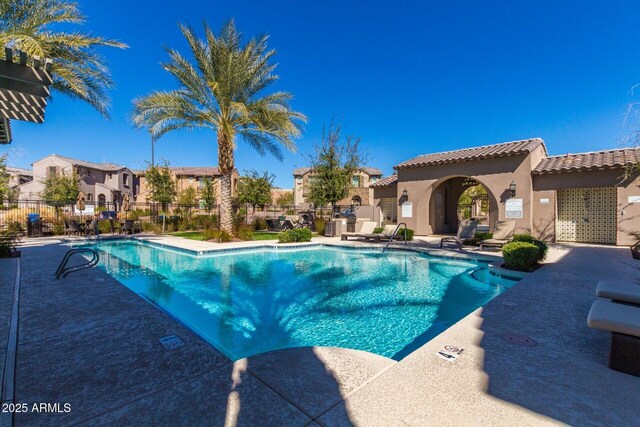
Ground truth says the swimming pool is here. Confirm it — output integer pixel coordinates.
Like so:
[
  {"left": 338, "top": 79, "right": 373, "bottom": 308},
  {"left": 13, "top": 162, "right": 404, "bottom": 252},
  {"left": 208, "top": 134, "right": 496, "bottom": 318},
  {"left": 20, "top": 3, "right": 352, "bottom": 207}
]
[{"left": 85, "top": 240, "right": 518, "bottom": 360}]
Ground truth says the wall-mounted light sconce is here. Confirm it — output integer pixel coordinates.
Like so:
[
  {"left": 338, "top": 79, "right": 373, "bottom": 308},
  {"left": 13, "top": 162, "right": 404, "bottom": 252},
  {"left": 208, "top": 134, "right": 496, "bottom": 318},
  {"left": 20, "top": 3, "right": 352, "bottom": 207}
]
[
  {"left": 509, "top": 181, "right": 517, "bottom": 198},
  {"left": 402, "top": 188, "right": 408, "bottom": 198}
]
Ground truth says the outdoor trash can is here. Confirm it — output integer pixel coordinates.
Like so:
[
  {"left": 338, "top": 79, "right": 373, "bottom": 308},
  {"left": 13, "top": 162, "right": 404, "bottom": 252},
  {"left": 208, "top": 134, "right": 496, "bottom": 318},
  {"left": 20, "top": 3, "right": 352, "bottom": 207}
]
[{"left": 26, "top": 214, "right": 43, "bottom": 237}]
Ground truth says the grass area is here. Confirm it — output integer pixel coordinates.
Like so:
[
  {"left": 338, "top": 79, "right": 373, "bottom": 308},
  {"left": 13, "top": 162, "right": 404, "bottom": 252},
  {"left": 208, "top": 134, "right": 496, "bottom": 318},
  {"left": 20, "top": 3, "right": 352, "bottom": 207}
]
[{"left": 170, "top": 230, "right": 280, "bottom": 241}]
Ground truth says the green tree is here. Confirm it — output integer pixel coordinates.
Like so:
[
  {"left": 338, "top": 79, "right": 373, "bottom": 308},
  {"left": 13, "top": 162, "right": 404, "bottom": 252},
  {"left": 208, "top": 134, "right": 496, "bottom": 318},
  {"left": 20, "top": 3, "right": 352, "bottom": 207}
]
[
  {"left": 306, "top": 123, "right": 365, "bottom": 210},
  {"left": 132, "top": 20, "right": 305, "bottom": 233},
  {"left": 0, "top": 0, "right": 127, "bottom": 117},
  {"left": 178, "top": 186, "right": 197, "bottom": 219},
  {"left": 42, "top": 169, "right": 79, "bottom": 206},
  {"left": 276, "top": 191, "right": 294, "bottom": 209},
  {"left": 199, "top": 178, "right": 217, "bottom": 213},
  {"left": 145, "top": 164, "right": 177, "bottom": 232},
  {"left": 0, "top": 155, "right": 10, "bottom": 205},
  {"left": 237, "top": 170, "right": 274, "bottom": 213}
]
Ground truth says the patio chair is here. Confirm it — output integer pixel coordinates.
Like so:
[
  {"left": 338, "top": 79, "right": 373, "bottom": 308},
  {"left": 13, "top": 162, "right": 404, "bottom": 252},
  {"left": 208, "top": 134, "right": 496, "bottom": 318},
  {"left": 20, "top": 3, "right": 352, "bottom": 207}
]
[
  {"left": 85, "top": 220, "right": 99, "bottom": 236},
  {"left": 596, "top": 281, "right": 640, "bottom": 306},
  {"left": 121, "top": 220, "right": 135, "bottom": 235},
  {"left": 341, "top": 221, "right": 378, "bottom": 241},
  {"left": 440, "top": 219, "right": 478, "bottom": 249},
  {"left": 66, "top": 220, "right": 82, "bottom": 236},
  {"left": 479, "top": 220, "right": 515, "bottom": 250},
  {"left": 587, "top": 299, "right": 640, "bottom": 377}
]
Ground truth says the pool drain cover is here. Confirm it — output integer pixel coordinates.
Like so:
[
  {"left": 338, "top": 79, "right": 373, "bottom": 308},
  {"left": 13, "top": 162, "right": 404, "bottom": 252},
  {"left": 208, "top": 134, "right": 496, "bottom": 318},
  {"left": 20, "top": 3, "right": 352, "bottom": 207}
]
[
  {"left": 160, "top": 335, "right": 185, "bottom": 350},
  {"left": 502, "top": 334, "right": 537, "bottom": 347}
]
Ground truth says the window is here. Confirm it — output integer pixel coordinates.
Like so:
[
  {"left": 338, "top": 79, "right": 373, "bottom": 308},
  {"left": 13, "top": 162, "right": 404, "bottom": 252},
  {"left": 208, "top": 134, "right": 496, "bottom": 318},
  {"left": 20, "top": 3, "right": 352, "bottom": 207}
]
[
  {"left": 123, "top": 174, "right": 129, "bottom": 186},
  {"left": 352, "top": 175, "right": 361, "bottom": 187},
  {"left": 199, "top": 177, "right": 209, "bottom": 188},
  {"left": 352, "top": 195, "right": 362, "bottom": 206},
  {"left": 370, "top": 177, "right": 378, "bottom": 184},
  {"left": 107, "top": 173, "right": 112, "bottom": 180},
  {"left": 189, "top": 176, "right": 194, "bottom": 183},
  {"left": 47, "top": 166, "right": 58, "bottom": 177},
  {"left": 87, "top": 193, "right": 93, "bottom": 201},
  {"left": 98, "top": 194, "right": 106, "bottom": 207}
]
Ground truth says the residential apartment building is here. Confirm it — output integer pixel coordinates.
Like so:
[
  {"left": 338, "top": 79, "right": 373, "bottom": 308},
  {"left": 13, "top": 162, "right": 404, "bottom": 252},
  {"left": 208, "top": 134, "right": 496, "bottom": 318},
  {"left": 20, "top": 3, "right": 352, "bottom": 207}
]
[
  {"left": 6, "top": 166, "right": 33, "bottom": 189},
  {"left": 17, "top": 154, "right": 136, "bottom": 206},
  {"left": 135, "top": 167, "right": 240, "bottom": 207},
  {"left": 293, "top": 167, "right": 383, "bottom": 208}
]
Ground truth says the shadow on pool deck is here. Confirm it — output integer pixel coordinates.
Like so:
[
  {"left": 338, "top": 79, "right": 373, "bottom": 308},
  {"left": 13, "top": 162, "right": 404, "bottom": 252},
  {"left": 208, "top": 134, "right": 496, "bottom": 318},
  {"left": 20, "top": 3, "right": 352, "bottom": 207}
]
[
  {"left": 479, "top": 244, "right": 640, "bottom": 426},
  {"left": 7, "top": 242, "right": 369, "bottom": 425}
]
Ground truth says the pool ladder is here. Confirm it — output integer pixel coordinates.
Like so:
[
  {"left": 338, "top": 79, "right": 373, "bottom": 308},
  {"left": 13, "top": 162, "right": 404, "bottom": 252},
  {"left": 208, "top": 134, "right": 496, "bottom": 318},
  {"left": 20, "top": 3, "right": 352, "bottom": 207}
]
[
  {"left": 382, "top": 223, "right": 409, "bottom": 253},
  {"left": 55, "top": 249, "right": 100, "bottom": 279}
]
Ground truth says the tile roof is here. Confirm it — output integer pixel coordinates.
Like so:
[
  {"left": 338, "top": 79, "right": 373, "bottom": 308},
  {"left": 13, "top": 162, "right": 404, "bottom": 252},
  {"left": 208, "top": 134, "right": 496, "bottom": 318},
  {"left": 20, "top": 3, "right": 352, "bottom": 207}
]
[
  {"left": 395, "top": 138, "right": 545, "bottom": 170},
  {"left": 533, "top": 147, "right": 640, "bottom": 174},
  {"left": 370, "top": 174, "right": 398, "bottom": 188},
  {"left": 293, "top": 166, "right": 383, "bottom": 176},
  {"left": 169, "top": 166, "right": 221, "bottom": 176},
  {"left": 6, "top": 166, "right": 32, "bottom": 175},
  {"left": 35, "top": 154, "right": 127, "bottom": 171}
]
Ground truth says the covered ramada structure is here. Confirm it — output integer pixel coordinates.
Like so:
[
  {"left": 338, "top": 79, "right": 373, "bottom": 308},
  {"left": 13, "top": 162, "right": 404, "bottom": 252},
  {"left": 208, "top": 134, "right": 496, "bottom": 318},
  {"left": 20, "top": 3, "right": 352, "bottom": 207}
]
[
  {"left": 372, "top": 138, "right": 640, "bottom": 245},
  {"left": 0, "top": 47, "right": 53, "bottom": 144}
]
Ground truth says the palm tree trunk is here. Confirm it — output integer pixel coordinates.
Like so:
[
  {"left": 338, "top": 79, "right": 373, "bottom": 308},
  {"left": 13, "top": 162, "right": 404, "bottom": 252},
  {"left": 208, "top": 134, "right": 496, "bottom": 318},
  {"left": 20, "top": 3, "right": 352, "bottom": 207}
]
[
  {"left": 219, "top": 173, "right": 233, "bottom": 233},
  {"left": 218, "top": 130, "right": 234, "bottom": 234}
]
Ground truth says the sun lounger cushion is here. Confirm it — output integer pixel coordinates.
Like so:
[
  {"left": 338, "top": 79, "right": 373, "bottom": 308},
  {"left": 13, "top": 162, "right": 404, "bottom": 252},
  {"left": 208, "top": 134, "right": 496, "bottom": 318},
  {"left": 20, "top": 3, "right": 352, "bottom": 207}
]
[
  {"left": 588, "top": 299, "right": 640, "bottom": 337},
  {"left": 596, "top": 281, "right": 640, "bottom": 305}
]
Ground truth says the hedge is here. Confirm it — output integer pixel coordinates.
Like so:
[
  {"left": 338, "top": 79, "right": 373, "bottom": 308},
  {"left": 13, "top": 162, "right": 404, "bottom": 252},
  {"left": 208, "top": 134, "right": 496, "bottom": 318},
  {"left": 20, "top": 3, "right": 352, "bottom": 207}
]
[
  {"left": 278, "top": 228, "right": 313, "bottom": 243},
  {"left": 502, "top": 241, "right": 540, "bottom": 271}
]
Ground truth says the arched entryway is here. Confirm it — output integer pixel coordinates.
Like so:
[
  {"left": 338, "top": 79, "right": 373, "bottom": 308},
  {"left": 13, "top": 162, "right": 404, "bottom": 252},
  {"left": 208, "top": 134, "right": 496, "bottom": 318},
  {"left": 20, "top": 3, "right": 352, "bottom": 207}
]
[{"left": 428, "top": 176, "right": 498, "bottom": 234}]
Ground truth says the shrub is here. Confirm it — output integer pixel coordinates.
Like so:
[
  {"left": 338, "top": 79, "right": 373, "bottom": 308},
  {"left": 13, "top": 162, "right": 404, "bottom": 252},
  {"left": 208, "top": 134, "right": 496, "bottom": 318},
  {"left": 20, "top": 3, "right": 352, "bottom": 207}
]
[
  {"left": 373, "top": 227, "right": 384, "bottom": 234},
  {"left": 253, "top": 217, "right": 268, "bottom": 231},
  {"left": 502, "top": 241, "right": 540, "bottom": 272},
  {"left": 202, "top": 229, "right": 220, "bottom": 241},
  {"left": 219, "top": 230, "right": 232, "bottom": 242},
  {"left": 278, "top": 228, "right": 313, "bottom": 243},
  {"left": 237, "top": 224, "right": 254, "bottom": 240},
  {"left": 397, "top": 228, "right": 414, "bottom": 241},
  {"left": 0, "top": 231, "right": 20, "bottom": 257},
  {"left": 314, "top": 218, "right": 326, "bottom": 235},
  {"left": 512, "top": 234, "right": 548, "bottom": 262}
]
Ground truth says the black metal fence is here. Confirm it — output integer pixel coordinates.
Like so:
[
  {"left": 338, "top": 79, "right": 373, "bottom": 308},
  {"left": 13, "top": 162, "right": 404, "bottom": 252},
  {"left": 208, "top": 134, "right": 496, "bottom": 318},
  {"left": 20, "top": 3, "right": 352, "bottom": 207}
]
[{"left": 0, "top": 199, "right": 356, "bottom": 236}]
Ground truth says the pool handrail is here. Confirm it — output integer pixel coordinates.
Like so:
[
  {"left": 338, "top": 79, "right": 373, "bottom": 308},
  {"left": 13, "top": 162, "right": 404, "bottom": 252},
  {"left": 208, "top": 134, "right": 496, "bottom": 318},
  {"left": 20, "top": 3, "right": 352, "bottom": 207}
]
[{"left": 55, "top": 248, "right": 100, "bottom": 279}]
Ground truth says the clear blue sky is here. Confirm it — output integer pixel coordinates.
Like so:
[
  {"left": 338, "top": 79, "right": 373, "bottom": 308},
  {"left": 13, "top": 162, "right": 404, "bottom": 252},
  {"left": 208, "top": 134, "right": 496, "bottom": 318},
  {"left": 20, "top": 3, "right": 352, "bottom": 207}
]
[{"left": 4, "top": 0, "right": 640, "bottom": 187}]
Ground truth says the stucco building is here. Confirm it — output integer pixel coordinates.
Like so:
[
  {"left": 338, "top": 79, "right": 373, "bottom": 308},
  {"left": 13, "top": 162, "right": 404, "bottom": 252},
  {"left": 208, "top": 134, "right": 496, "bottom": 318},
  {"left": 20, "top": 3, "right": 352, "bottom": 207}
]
[
  {"left": 293, "top": 167, "right": 383, "bottom": 208},
  {"left": 17, "top": 154, "right": 135, "bottom": 206},
  {"left": 372, "top": 138, "right": 640, "bottom": 246},
  {"left": 135, "top": 166, "right": 239, "bottom": 207}
]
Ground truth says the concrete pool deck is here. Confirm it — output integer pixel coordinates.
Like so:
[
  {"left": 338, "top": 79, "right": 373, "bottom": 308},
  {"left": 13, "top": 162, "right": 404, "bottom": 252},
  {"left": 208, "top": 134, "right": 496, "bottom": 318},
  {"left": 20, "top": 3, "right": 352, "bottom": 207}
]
[{"left": 1, "top": 236, "right": 639, "bottom": 425}]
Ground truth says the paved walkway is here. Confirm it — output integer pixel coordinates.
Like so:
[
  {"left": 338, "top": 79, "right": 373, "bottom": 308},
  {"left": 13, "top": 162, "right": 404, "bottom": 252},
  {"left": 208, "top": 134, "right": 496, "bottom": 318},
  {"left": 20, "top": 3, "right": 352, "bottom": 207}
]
[{"left": 1, "top": 237, "right": 639, "bottom": 425}]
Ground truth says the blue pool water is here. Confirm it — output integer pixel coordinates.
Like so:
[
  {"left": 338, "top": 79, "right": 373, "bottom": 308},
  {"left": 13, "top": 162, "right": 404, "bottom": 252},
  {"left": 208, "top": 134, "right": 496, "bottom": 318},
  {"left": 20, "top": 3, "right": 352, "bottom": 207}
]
[{"left": 84, "top": 241, "right": 518, "bottom": 360}]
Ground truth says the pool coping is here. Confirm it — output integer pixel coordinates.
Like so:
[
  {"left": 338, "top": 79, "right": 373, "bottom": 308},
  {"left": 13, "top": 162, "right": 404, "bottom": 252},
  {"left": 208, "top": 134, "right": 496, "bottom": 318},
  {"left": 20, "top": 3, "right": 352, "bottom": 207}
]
[{"left": 63, "top": 234, "right": 507, "bottom": 267}]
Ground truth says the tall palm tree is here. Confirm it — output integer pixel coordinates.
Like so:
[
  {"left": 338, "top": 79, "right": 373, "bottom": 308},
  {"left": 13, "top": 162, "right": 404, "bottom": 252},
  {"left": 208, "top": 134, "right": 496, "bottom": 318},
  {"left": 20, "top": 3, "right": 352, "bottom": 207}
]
[
  {"left": 132, "top": 21, "right": 306, "bottom": 233},
  {"left": 0, "top": 0, "right": 127, "bottom": 117}
]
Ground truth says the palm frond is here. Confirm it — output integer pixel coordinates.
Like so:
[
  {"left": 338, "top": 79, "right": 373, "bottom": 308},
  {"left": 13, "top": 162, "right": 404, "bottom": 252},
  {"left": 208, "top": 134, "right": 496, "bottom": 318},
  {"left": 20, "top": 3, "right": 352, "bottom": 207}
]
[{"left": 0, "top": 0, "right": 127, "bottom": 117}]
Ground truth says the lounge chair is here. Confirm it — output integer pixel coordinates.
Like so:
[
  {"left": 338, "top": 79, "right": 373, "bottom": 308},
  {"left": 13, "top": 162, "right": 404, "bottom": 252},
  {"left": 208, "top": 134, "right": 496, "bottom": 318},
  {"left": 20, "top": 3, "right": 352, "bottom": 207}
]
[
  {"left": 596, "top": 281, "right": 640, "bottom": 306},
  {"left": 281, "top": 219, "right": 302, "bottom": 231},
  {"left": 341, "top": 221, "right": 377, "bottom": 241},
  {"left": 479, "top": 220, "right": 515, "bottom": 250},
  {"left": 440, "top": 219, "right": 478, "bottom": 249},
  {"left": 588, "top": 299, "right": 640, "bottom": 377}
]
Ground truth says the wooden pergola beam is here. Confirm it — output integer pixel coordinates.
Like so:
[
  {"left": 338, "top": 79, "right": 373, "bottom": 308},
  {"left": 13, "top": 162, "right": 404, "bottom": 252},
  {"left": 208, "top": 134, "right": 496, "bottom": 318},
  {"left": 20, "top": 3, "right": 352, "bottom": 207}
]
[
  {"left": 0, "top": 99, "right": 45, "bottom": 118},
  {"left": 0, "top": 60, "right": 53, "bottom": 86},
  {"left": 0, "top": 118, "right": 12, "bottom": 144},
  {"left": 0, "top": 108, "right": 44, "bottom": 124},
  {"left": 0, "top": 88, "right": 47, "bottom": 109}
]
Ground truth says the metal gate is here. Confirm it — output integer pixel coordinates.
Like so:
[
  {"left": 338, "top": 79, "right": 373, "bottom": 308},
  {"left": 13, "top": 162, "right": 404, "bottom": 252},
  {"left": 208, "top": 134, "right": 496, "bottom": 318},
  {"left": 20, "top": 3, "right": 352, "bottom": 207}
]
[{"left": 556, "top": 187, "right": 617, "bottom": 244}]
